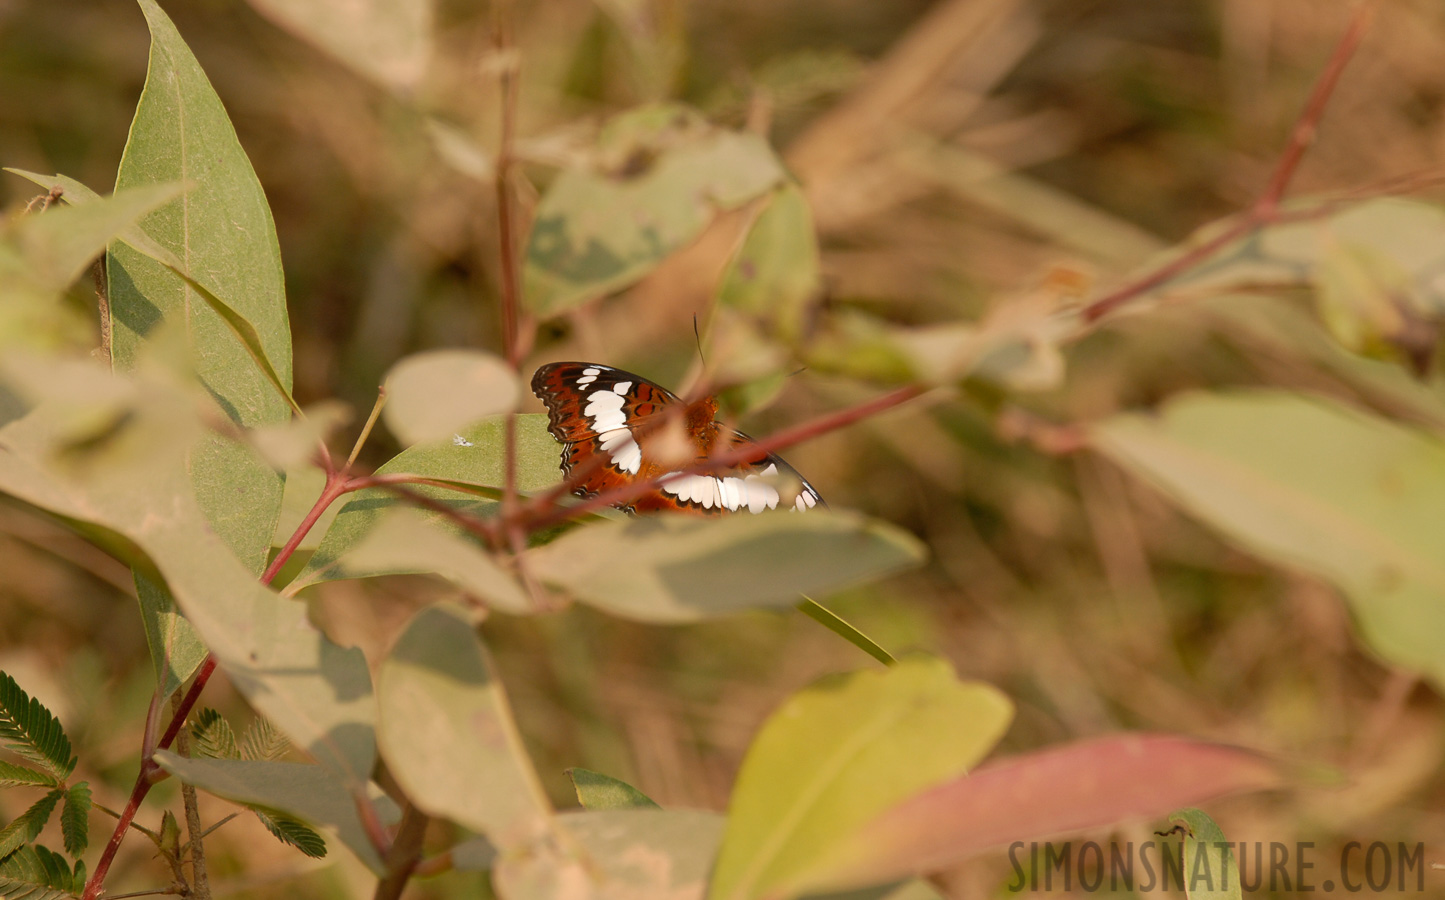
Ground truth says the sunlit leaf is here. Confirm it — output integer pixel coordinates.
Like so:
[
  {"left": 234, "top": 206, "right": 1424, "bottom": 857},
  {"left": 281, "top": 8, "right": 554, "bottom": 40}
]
[
  {"left": 1169, "top": 808, "right": 1241, "bottom": 900},
  {"left": 709, "top": 657, "right": 1012, "bottom": 900},
  {"left": 377, "top": 604, "right": 553, "bottom": 848},
  {"left": 717, "top": 182, "right": 821, "bottom": 343},
  {"left": 248, "top": 402, "right": 350, "bottom": 471},
  {"left": 567, "top": 768, "right": 660, "bottom": 811},
  {"left": 382, "top": 350, "right": 518, "bottom": 447},
  {"left": 112, "top": 0, "right": 293, "bottom": 571},
  {"left": 300, "top": 508, "right": 531, "bottom": 612},
  {"left": 244, "top": 0, "right": 432, "bottom": 92},
  {"left": 291, "top": 414, "right": 557, "bottom": 592},
  {"left": 0, "top": 180, "right": 181, "bottom": 295},
  {"left": 804, "top": 734, "right": 1278, "bottom": 894},
  {"left": 0, "top": 360, "right": 375, "bottom": 796},
  {"left": 1092, "top": 390, "right": 1445, "bottom": 690},
  {"left": 495, "top": 809, "right": 723, "bottom": 900},
  {"left": 153, "top": 753, "right": 382, "bottom": 871},
  {"left": 525, "top": 103, "right": 786, "bottom": 317},
  {"left": 530, "top": 509, "right": 926, "bottom": 622}
]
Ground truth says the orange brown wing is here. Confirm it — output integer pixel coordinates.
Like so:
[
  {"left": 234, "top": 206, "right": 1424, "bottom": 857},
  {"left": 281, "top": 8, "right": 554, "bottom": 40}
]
[{"left": 531, "top": 362, "right": 683, "bottom": 509}]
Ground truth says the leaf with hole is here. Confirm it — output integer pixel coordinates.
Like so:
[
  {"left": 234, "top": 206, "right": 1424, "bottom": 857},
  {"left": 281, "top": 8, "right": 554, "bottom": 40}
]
[{"left": 524, "top": 103, "right": 786, "bottom": 317}]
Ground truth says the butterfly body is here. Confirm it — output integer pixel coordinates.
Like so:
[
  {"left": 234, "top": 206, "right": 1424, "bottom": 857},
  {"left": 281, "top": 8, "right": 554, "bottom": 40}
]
[{"left": 531, "top": 362, "right": 823, "bottom": 515}]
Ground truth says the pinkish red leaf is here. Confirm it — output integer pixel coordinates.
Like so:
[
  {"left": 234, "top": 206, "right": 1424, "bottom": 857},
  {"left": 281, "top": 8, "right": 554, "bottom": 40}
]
[{"left": 796, "top": 733, "right": 1279, "bottom": 895}]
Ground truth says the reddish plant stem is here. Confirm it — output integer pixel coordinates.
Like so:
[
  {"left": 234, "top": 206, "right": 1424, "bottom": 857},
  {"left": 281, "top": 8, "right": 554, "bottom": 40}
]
[
  {"left": 82, "top": 470, "right": 353, "bottom": 900},
  {"left": 527, "top": 384, "right": 925, "bottom": 529},
  {"left": 493, "top": 8, "right": 523, "bottom": 372},
  {"left": 1082, "top": 2, "right": 1376, "bottom": 324}
]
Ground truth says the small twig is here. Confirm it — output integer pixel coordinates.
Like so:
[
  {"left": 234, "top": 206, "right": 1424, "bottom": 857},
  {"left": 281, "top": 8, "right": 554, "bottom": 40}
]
[
  {"left": 493, "top": 1, "right": 524, "bottom": 370},
  {"left": 371, "top": 800, "right": 431, "bottom": 900},
  {"left": 188, "top": 812, "right": 240, "bottom": 845},
  {"left": 171, "top": 694, "right": 211, "bottom": 900},
  {"left": 1082, "top": 2, "right": 1378, "bottom": 324},
  {"left": 1256, "top": 0, "right": 1378, "bottom": 216},
  {"left": 23, "top": 184, "right": 64, "bottom": 214},
  {"left": 347, "top": 387, "right": 387, "bottom": 471}
]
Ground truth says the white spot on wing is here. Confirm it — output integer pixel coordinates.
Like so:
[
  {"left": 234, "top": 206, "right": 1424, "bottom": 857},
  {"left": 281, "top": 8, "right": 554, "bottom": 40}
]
[
  {"left": 584, "top": 390, "right": 627, "bottom": 433},
  {"left": 612, "top": 380, "right": 633, "bottom": 395},
  {"left": 598, "top": 428, "right": 641, "bottom": 473},
  {"left": 582, "top": 367, "right": 600, "bottom": 376}
]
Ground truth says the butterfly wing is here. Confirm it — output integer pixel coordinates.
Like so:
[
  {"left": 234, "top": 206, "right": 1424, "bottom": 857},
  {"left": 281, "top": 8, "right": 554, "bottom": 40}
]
[
  {"left": 531, "top": 362, "right": 825, "bottom": 515},
  {"left": 638, "top": 427, "right": 826, "bottom": 515},
  {"left": 530, "top": 362, "right": 683, "bottom": 504}
]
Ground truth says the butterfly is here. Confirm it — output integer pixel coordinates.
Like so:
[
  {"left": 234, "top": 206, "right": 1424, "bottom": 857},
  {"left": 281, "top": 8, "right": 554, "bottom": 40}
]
[{"left": 530, "top": 361, "right": 824, "bottom": 515}]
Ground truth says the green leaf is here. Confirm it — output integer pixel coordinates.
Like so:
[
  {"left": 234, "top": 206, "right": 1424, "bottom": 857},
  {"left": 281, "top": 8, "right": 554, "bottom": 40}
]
[
  {"left": 239, "top": 717, "right": 289, "bottom": 762},
  {"left": 382, "top": 350, "right": 519, "bottom": 447},
  {"left": 0, "top": 672, "right": 74, "bottom": 781},
  {"left": 717, "top": 183, "right": 821, "bottom": 344},
  {"left": 152, "top": 753, "right": 384, "bottom": 872},
  {"left": 0, "top": 361, "right": 375, "bottom": 795},
  {"left": 796, "top": 597, "right": 896, "bottom": 666},
  {"left": 0, "top": 789, "right": 64, "bottom": 859},
  {"left": 5, "top": 169, "right": 297, "bottom": 412},
  {"left": 495, "top": 809, "right": 723, "bottom": 899},
  {"left": 300, "top": 508, "right": 531, "bottom": 612},
  {"left": 708, "top": 657, "right": 1012, "bottom": 900},
  {"left": 290, "top": 414, "right": 558, "bottom": 592},
  {"left": 60, "top": 784, "right": 90, "bottom": 858},
  {"left": 530, "top": 509, "right": 927, "bottom": 622},
  {"left": 0, "top": 761, "right": 53, "bottom": 789},
  {"left": 111, "top": 0, "right": 293, "bottom": 574},
  {"left": 157, "top": 811, "right": 181, "bottom": 860},
  {"left": 134, "top": 573, "right": 208, "bottom": 706},
  {"left": 807, "top": 735, "right": 1279, "bottom": 894},
  {"left": 243, "top": 0, "right": 432, "bottom": 92},
  {"left": 376, "top": 604, "right": 554, "bottom": 848},
  {"left": 1170, "top": 808, "right": 1241, "bottom": 900},
  {"left": 248, "top": 402, "right": 349, "bottom": 471},
  {"left": 251, "top": 807, "right": 327, "bottom": 859},
  {"left": 190, "top": 708, "right": 240, "bottom": 760},
  {"left": 1091, "top": 390, "right": 1445, "bottom": 690},
  {"left": 524, "top": 104, "right": 786, "bottom": 317},
  {"left": 0, "top": 843, "right": 82, "bottom": 899},
  {"left": 1, "top": 180, "right": 182, "bottom": 296},
  {"left": 566, "top": 768, "right": 660, "bottom": 811}
]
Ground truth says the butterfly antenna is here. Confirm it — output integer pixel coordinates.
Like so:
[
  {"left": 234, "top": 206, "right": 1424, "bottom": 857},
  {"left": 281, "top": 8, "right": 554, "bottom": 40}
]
[{"left": 693, "top": 314, "right": 706, "bottom": 365}]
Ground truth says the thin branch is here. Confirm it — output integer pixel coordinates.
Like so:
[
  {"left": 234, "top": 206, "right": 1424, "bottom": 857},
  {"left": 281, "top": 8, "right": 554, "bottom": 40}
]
[
  {"left": 347, "top": 387, "right": 387, "bottom": 471},
  {"left": 371, "top": 800, "right": 430, "bottom": 900},
  {"left": 1256, "top": 0, "right": 1378, "bottom": 215},
  {"left": 1082, "top": 2, "right": 1378, "bottom": 324},
  {"left": 172, "top": 695, "right": 212, "bottom": 900},
  {"left": 493, "top": 4, "right": 523, "bottom": 370}
]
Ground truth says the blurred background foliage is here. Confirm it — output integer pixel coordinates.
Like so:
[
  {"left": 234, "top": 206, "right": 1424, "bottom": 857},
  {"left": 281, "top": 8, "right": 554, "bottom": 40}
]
[{"left": 3, "top": 0, "right": 1444, "bottom": 896}]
